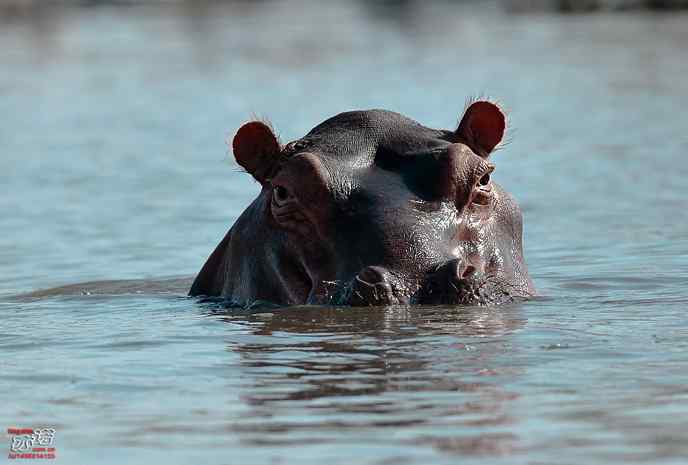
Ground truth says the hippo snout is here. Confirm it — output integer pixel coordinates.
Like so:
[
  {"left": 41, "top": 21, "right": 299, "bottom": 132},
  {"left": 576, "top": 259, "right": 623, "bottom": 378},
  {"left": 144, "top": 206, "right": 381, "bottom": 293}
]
[{"left": 345, "top": 259, "right": 486, "bottom": 307}]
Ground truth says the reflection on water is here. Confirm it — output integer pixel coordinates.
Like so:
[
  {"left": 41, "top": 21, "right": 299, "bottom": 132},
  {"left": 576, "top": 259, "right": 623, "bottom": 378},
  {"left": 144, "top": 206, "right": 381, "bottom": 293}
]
[
  {"left": 224, "top": 305, "right": 526, "bottom": 457},
  {"left": 1, "top": 1, "right": 688, "bottom": 464}
]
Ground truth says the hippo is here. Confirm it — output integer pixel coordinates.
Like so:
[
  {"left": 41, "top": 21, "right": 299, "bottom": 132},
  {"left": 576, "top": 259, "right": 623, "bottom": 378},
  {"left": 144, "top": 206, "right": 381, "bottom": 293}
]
[{"left": 190, "top": 100, "right": 535, "bottom": 306}]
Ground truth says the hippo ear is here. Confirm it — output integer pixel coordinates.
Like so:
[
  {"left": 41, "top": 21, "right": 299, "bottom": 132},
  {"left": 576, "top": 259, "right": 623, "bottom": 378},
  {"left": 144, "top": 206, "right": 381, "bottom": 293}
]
[
  {"left": 454, "top": 101, "right": 506, "bottom": 157},
  {"left": 232, "top": 121, "right": 281, "bottom": 184}
]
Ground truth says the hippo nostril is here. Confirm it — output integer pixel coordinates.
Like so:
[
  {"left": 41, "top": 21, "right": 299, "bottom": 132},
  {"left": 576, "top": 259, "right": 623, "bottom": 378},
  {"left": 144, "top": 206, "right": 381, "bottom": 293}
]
[
  {"left": 356, "top": 266, "right": 388, "bottom": 285},
  {"left": 446, "top": 259, "right": 476, "bottom": 281},
  {"left": 479, "top": 173, "right": 490, "bottom": 186},
  {"left": 462, "top": 265, "right": 476, "bottom": 279},
  {"left": 350, "top": 266, "right": 398, "bottom": 306}
]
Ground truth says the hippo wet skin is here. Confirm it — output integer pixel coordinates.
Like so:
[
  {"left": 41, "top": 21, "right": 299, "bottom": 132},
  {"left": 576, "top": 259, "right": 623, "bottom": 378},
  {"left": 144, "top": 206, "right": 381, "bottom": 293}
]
[{"left": 190, "top": 101, "right": 535, "bottom": 306}]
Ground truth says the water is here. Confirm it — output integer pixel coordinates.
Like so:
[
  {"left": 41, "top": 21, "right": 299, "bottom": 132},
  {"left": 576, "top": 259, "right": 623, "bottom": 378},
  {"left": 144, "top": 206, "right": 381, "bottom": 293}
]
[{"left": 1, "top": 2, "right": 688, "bottom": 464}]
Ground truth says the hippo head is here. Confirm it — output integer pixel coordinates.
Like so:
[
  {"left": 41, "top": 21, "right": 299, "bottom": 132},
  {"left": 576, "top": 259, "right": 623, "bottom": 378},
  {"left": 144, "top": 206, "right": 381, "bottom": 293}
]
[{"left": 190, "top": 101, "right": 534, "bottom": 306}]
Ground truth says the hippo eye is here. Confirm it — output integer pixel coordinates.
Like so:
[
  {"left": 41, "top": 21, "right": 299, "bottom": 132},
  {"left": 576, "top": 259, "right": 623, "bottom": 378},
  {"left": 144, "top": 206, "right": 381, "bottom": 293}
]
[{"left": 273, "top": 185, "right": 291, "bottom": 205}]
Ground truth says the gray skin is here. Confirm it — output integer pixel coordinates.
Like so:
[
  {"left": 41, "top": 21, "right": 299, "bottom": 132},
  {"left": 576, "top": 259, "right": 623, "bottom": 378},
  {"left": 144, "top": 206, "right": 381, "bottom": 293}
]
[{"left": 190, "top": 100, "right": 535, "bottom": 306}]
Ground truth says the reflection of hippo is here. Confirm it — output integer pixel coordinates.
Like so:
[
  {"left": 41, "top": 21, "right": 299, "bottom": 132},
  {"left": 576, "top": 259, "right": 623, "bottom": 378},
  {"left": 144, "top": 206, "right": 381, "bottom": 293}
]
[{"left": 190, "top": 100, "right": 535, "bottom": 306}]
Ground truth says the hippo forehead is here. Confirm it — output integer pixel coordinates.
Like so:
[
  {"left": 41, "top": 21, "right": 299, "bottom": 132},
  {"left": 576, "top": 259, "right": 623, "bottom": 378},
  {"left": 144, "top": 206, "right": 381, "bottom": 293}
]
[{"left": 285, "top": 109, "right": 454, "bottom": 168}]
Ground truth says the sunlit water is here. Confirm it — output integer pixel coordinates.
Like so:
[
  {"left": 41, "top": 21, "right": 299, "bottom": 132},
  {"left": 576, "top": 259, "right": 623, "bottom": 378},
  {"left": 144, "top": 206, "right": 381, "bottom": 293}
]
[{"left": 1, "top": 2, "right": 687, "bottom": 464}]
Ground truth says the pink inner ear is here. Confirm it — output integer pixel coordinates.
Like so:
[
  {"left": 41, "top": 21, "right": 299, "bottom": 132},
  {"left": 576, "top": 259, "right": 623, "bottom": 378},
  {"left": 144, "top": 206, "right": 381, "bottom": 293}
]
[
  {"left": 459, "top": 101, "right": 506, "bottom": 155},
  {"left": 232, "top": 121, "right": 280, "bottom": 179}
]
